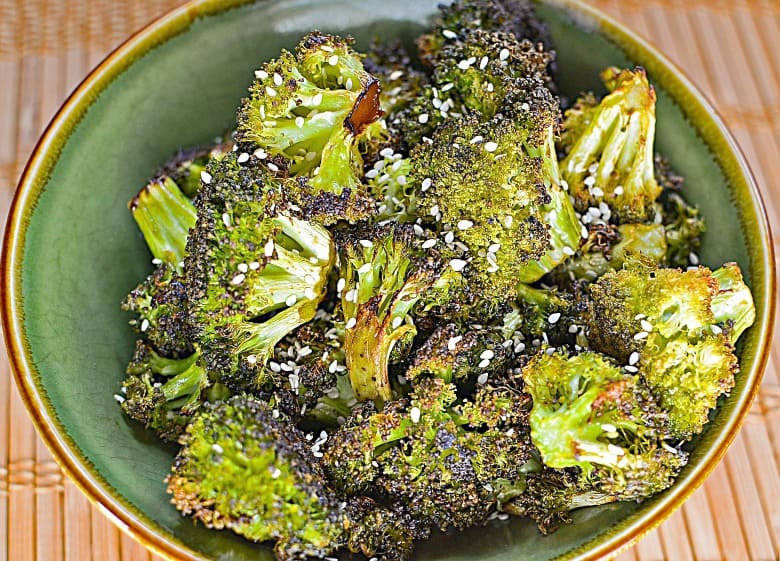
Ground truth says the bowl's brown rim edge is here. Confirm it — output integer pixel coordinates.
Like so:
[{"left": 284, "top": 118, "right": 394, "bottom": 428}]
[{"left": 0, "top": 0, "right": 775, "bottom": 560}]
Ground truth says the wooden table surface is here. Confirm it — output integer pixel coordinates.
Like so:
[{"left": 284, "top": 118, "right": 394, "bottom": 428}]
[{"left": 1, "top": 1, "right": 778, "bottom": 560}]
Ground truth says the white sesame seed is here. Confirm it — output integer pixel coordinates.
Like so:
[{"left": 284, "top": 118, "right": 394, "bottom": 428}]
[
  {"left": 479, "top": 56, "right": 489, "bottom": 69},
  {"left": 236, "top": 153, "right": 250, "bottom": 165},
  {"left": 634, "top": 313, "right": 646, "bottom": 320},
  {"left": 457, "top": 219, "right": 474, "bottom": 230},
  {"left": 640, "top": 319, "right": 653, "bottom": 332},
  {"left": 264, "top": 239, "right": 275, "bottom": 257},
  {"left": 478, "top": 359, "right": 490, "bottom": 368},
  {"left": 295, "top": 116, "right": 305, "bottom": 128},
  {"left": 265, "top": 85, "right": 277, "bottom": 97},
  {"left": 449, "top": 259, "right": 467, "bottom": 272},
  {"left": 614, "top": 185, "right": 624, "bottom": 196},
  {"left": 711, "top": 324, "right": 723, "bottom": 335},
  {"left": 345, "top": 317, "right": 357, "bottom": 329},
  {"left": 140, "top": 319, "right": 149, "bottom": 332},
  {"left": 253, "top": 148, "right": 267, "bottom": 159},
  {"left": 447, "top": 336, "right": 462, "bottom": 351},
  {"left": 336, "top": 278, "right": 345, "bottom": 293},
  {"left": 562, "top": 246, "right": 575, "bottom": 256},
  {"left": 246, "top": 354, "right": 257, "bottom": 364},
  {"left": 689, "top": 252, "right": 700, "bottom": 265},
  {"left": 592, "top": 186, "right": 604, "bottom": 197},
  {"left": 328, "top": 55, "right": 339, "bottom": 66},
  {"left": 477, "top": 372, "right": 489, "bottom": 385},
  {"left": 568, "top": 324, "right": 579, "bottom": 334},
  {"left": 392, "top": 316, "right": 403, "bottom": 329},
  {"left": 359, "top": 239, "right": 374, "bottom": 248},
  {"left": 442, "top": 29, "right": 457, "bottom": 39},
  {"left": 345, "top": 78, "right": 353, "bottom": 91},
  {"left": 634, "top": 331, "right": 648, "bottom": 340},
  {"left": 484, "top": 141, "right": 498, "bottom": 153},
  {"left": 488, "top": 243, "right": 501, "bottom": 253},
  {"left": 200, "top": 170, "right": 212, "bottom": 184},
  {"left": 629, "top": 351, "right": 640, "bottom": 365},
  {"left": 284, "top": 294, "right": 297, "bottom": 307},
  {"left": 270, "top": 467, "right": 282, "bottom": 479},
  {"left": 397, "top": 175, "right": 407, "bottom": 186},
  {"left": 304, "top": 287, "right": 316, "bottom": 300},
  {"left": 113, "top": 394, "right": 125, "bottom": 404},
  {"left": 410, "top": 406, "right": 421, "bottom": 424},
  {"left": 421, "top": 178, "right": 432, "bottom": 192},
  {"left": 357, "top": 263, "right": 372, "bottom": 275},
  {"left": 457, "top": 59, "right": 472, "bottom": 70},
  {"left": 418, "top": 113, "right": 429, "bottom": 124},
  {"left": 237, "top": 263, "right": 249, "bottom": 273},
  {"left": 344, "top": 289, "right": 356, "bottom": 303},
  {"left": 151, "top": 258, "right": 163, "bottom": 266},
  {"left": 444, "top": 231, "right": 455, "bottom": 244},
  {"left": 267, "top": 162, "right": 279, "bottom": 172},
  {"left": 480, "top": 350, "right": 495, "bottom": 360},
  {"left": 548, "top": 312, "right": 561, "bottom": 324},
  {"left": 601, "top": 423, "right": 616, "bottom": 433},
  {"left": 581, "top": 224, "right": 589, "bottom": 238},
  {"left": 212, "top": 444, "right": 224, "bottom": 454},
  {"left": 231, "top": 273, "right": 245, "bottom": 285},
  {"left": 624, "top": 365, "right": 639, "bottom": 373},
  {"left": 499, "top": 48, "right": 510, "bottom": 60},
  {"left": 422, "top": 239, "right": 437, "bottom": 249},
  {"left": 255, "top": 69, "right": 268, "bottom": 79},
  {"left": 389, "top": 70, "right": 404, "bottom": 81},
  {"left": 429, "top": 204, "right": 440, "bottom": 217},
  {"left": 503, "top": 215, "right": 514, "bottom": 228},
  {"left": 272, "top": 72, "right": 283, "bottom": 86}
]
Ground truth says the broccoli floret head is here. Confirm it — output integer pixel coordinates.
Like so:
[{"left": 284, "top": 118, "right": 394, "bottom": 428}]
[
  {"left": 129, "top": 176, "right": 197, "bottom": 268},
  {"left": 560, "top": 67, "right": 662, "bottom": 223},
  {"left": 411, "top": 110, "right": 580, "bottom": 296},
  {"left": 236, "top": 32, "right": 381, "bottom": 223},
  {"left": 339, "top": 224, "right": 451, "bottom": 403},
  {"left": 584, "top": 257, "right": 755, "bottom": 438},
  {"left": 185, "top": 154, "right": 335, "bottom": 390},
  {"left": 167, "top": 395, "right": 347, "bottom": 560},
  {"left": 155, "top": 139, "right": 234, "bottom": 198},
  {"left": 523, "top": 350, "right": 688, "bottom": 499},
  {"left": 365, "top": 151, "right": 418, "bottom": 223},
  {"left": 120, "top": 341, "right": 211, "bottom": 442},
  {"left": 417, "top": 0, "right": 553, "bottom": 69}
]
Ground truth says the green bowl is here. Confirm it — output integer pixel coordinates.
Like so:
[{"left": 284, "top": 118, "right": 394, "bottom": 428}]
[{"left": 2, "top": 0, "right": 775, "bottom": 559}]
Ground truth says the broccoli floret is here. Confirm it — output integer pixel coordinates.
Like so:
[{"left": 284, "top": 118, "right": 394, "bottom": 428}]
[
  {"left": 523, "top": 351, "right": 688, "bottom": 500},
  {"left": 235, "top": 32, "right": 381, "bottom": 222},
  {"left": 584, "top": 257, "right": 755, "bottom": 438},
  {"left": 185, "top": 154, "right": 335, "bottom": 390},
  {"left": 345, "top": 497, "right": 429, "bottom": 561},
  {"left": 122, "top": 262, "right": 192, "bottom": 358},
  {"left": 411, "top": 110, "right": 580, "bottom": 297},
  {"left": 365, "top": 151, "right": 418, "bottom": 223},
  {"left": 339, "top": 224, "right": 450, "bottom": 403},
  {"left": 129, "top": 176, "right": 197, "bottom": 268},
  {"left": 120, "top": 341, "right": 212, "bottom": 442},
  {"left": 552, "top": 223, "right": 667, "bottom": 284},
  {"left": 417, "top": 0, "right": 553, "bottom": 71},
  {"left": 560, "top": 67, "right": 662, "bottom": 223},
  {"left": 405, "top": 323, "right": 509, "bottom": 383},
  {"left": 167, "top": 395, "right": 348, "bottom": 560}
]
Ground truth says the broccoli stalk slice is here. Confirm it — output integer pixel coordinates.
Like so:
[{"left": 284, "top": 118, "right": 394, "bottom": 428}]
[
  {"left": 711, "top": 263, "right": 756, "bottom": 344},
  {"left": 129, "top": 177, "right": 196, "bottom": 268},
  {"left": 561, "top": 67, "right": 662, "bottom": 223}
]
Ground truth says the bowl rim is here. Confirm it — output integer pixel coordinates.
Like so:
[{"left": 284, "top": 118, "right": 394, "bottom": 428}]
[{"left": 1, "top": 0, "right": 775, "bottom": 560}]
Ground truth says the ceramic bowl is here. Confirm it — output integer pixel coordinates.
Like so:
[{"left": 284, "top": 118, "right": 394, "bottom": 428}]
[{"left": 2, "top": 0, "right": 775, "bottom": 560}]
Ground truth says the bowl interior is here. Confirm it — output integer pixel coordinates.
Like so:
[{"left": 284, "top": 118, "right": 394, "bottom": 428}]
[{"left": 9, "top": 0, "right": 770, "bottom": 560}]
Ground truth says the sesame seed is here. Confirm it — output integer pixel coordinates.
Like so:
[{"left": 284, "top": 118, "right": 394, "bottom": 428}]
[
  {"left": 548, "top": 312, "right": 561, "bottom": 324},
  {"left": 640, "top": 319, "right": 653, "bottom": 332},
  {"left": 237, "top": 263, "right": 249, "bottom": 273},
  {"left": 503, "top": 215, "right": 514, "bottom": 228},
  {"left": 212, "top": 444, "right": 224, "bottom": 454},
  {"left": 422, "top": 239, "right": 437, "bottom": 249},
  {"left": 271, "top": 467, "right": 282, "bottom": 479},
  {"left": 480, "top": 350, "right": 495, "bottom": 360},
  {"left": 624, "top": 365, "right": 639, "bottom": 373},
  {"left": 568, "top": 324, "right": 579, "bottom": 334},
  {"left": 270, "top": 361, "right": 281, "bottom": 373},
  {"left": 418, "top": 113, "right": 429, "bottom": 124},
  {"left": 634, "top": 331, "right": 648, "bottom": 340},
  {"left": 410, "top": 406, "right": 421, "bottom": 423},
  {"left": 253, "top": 148, "right": 267, "bottom": 159},
  {"left": 264, "top": 239, "right": 275, "bottom": 257},
  {"left": 305, "top": 151, "right": 317, "bottom": 161},
  {"left": 629, "top": 351, "right": 640, "bottom": 365},
  {"left": 345, "top": 317, "right": 357, "bottom": 329},
  {"left": 246, "top": 354, "right": 257, "bottom": 364},
  {"left": 634, "top": 313, "right": 646, "bottom": 320},
  {"left": 113, "top": 394, "right": 125, "bottom": 404},
  {"left": 272, "top": 72, "right": 283, "bottom": 86},
  {"left": 392, "top": 316, "right": 403, "bottom": 329},
  {"left": 389, "top": 70, "right": 404, "bottom": 80},
  {"left": 429, "top": 204, "right": 440, "bottom": 216},
  {"left": 231, "top": 273, "right": 245, "bottom": 285},
  {"left": 295, "top": 116, "right": 305, "bottom": 128},
  {"left": 689, "top": 252, "right": 700, "bottom": 265},
  {"left": 581, "top": 224, "right": 589, "bottom": 238},
  {"left": 499, "top": 48, "right": 510, "bottom": 60},
  {"left": 584, "top": 176, "right": 596, "bottom": 187},
  {"left": 441, "top": 82, "right": 454, "bottom": 91},
  {"left": 397, "top": 175, "right": 407, "bottom": 186},
  {"left": 151, "top": 258, "right": 163, "bottom": 265},
  {"left": 344, "top": 289, "right": 356, "bottom": 303},
  {"left": 562, "top": 246, "right": 575, "bottom": 256},
  {"left": 200, "top": 170, "right": 212, "bottom": 184},
  {"left": 601, "top": 423, "right": 616, "bottom": 432},
  {"left": 484, "top": 141, "right": 498, "bottom": 152},
  {"left": 255, "top": 69, "right": 268, "bottom": 79},
  {"left": 607, "top": 444, "right": 625, "bottom": 456},
  {"left": 285, "top": 294, "right": 297, "bottom": 306},
  {"left": 140, "top": 319, "right": 149, "bottom": 332},
  {"left": 328, "top": 55, "right": 339, "bottom": 66},
  {"left": 357, "top": 263, "right": 372, "bottom": 275},
  {"left": 304, "top": 287, "right": 316, "bottom": 300},
  {"left": 449, "top": 259, "right": 467, "bottom": 272},
  {"left": 477, "top": 372, "right": 489, "bottom": 385},
  {"left": 444, "top": 231, "right": 455, "bottom": 244},
  {"left": 336, "top": 278, "right": 345, "bottom": 293},
  {"left": 488, "top": 243, "right": 501, "bottom": 253},
  {"left": 479, "top": 56, "right": 489, "bottom": 69},
  {"left": 711, "top": 324, "right": 723, "bottom": 335},
  {"left": 478, "top": 359, "right": 491, "bottom": 368},
  {"left": 265, "top": 85, "right": 277, "bottom": 96},
  {"left": 442, "top": 29, "right": 457, "bottom": 39},
  {"left": 421, "top": 178, "right": 432, "bottom": 191},
  {"left": 311, "top": 92, "right": 323, "bottom": 106},
  {"left": 592, "top": 186, "right": 604, "bottom": 197},
  {"left": 457, "top": 219, "right": 474, "bottom": 230},
  {"left": 267, "top": 162, "right": 279, "bottom": 172},
  {"left": 345, "top": 78, "right": 353, "bottom": 91},
  {"left": 457, "top": 59, "right": 472, "bottom": 70},
  {"left": 614, "top": 185, "right": 624, "bottom": 196},
  {"left": 359, "top": 239, "right": 374, "bottom": 248},
  {"left": 447, "top": 335, "right": 463, "bottom": 351}
]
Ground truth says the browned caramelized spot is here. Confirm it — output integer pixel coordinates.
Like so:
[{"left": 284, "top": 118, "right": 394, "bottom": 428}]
[{"left": 345, "top": 78, "right": 383, "bottom": 135}]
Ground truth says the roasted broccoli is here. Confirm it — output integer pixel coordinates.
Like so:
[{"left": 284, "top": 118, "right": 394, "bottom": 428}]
[
  {"left": 119, "top": 341, "right": 213, "bottom": 441},
  {"left": 585, "top": 257, "right": 755, "bottom": 438},
  {"left": 154, "top": 139, "right": 234, "bottom": 198},
  {"left": 560, "top": 67, "right": 662, "bottom": 223},
  {"left": 185, "top": 153, "right": 335, "bottom": 390}
]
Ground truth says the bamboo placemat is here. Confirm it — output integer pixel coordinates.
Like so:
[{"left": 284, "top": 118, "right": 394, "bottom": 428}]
[{"left": 1, "top": 1, "right": 778, "bottom": 560}]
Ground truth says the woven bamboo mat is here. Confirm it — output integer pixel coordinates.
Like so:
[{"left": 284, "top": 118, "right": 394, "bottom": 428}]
[{"left": 1, "top": 1, "right": 778, "bottom": 560}]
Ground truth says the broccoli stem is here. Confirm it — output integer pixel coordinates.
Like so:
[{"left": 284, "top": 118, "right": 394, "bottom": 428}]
[{"left": 130, "top": 177, "right": 196, "bottom": 267}]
